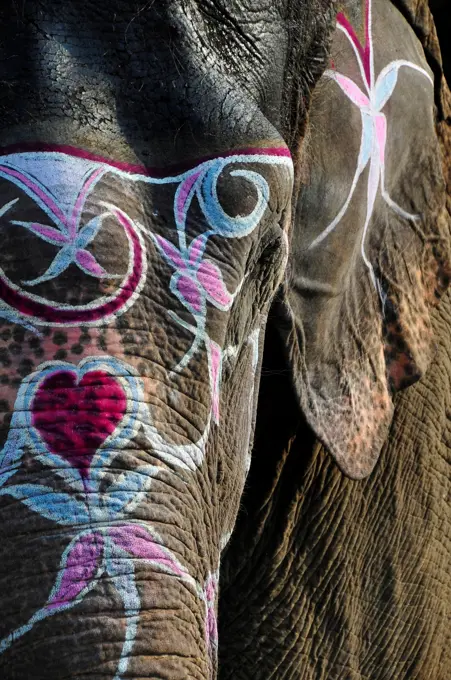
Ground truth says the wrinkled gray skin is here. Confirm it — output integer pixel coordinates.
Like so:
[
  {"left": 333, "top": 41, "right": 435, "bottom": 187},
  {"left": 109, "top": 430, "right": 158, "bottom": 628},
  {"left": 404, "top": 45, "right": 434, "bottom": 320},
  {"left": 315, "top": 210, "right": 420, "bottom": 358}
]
[
  {"left": 0, "top": 0, "right": 449, "bottom": 678},
  {"left": 220, "top": 0, "right": 451, "bottom": 677}
]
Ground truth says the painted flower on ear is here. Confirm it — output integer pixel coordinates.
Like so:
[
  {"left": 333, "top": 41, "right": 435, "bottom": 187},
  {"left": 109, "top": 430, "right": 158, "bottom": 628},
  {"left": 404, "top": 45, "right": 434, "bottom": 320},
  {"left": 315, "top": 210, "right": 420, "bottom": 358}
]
[{"left": 308, "top": 0, "right": 433, "bottom": 294}]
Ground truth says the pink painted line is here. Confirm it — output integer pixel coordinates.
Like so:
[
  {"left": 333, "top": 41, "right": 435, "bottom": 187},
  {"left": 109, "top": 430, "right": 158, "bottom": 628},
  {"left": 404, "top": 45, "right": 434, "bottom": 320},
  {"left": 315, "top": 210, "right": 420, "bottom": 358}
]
[
  {"left": 69, "top": 167, "right": 104, "bottom": 238},
  {"left": 0, "top": 143, "right": 292, "bottom": 178},
  {"left": 363, "top": 0, "right": 372, "bottom": 86},
  {"left": 337, "top": 12, "right": 371, "bottom": 86},
  {"left": 364, "top": 0, "right": 371, "bottom": 53},
  {"left": 176, "top": 170, "right": 202, "bottom": 225},
  {"left": 0, "top": 165, "right": 68, "bottom": 227}
]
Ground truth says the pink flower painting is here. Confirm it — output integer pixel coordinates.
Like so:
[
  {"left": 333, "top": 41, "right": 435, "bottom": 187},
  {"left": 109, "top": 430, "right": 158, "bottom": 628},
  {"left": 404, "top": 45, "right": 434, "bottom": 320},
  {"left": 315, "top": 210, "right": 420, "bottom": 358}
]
[{"left": 308, "top": 0, "right": 433, "bottom": 294}]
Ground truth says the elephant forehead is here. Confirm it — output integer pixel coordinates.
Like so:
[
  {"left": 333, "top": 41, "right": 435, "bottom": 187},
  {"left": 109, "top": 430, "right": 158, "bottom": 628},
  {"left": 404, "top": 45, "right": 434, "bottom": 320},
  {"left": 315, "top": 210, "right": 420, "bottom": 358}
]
[
  {"left": 0, "top": 147, "right": 292, "bottom": 317},
  {"left": 0, "top": 146, "right": 292, "bottom": 451}
]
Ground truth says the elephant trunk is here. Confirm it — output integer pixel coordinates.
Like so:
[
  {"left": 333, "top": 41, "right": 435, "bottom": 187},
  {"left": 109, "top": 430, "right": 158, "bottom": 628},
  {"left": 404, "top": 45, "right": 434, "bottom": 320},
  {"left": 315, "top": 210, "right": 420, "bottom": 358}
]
[{"left": 0, "top": 365, "right": 218, "bottom": 677}]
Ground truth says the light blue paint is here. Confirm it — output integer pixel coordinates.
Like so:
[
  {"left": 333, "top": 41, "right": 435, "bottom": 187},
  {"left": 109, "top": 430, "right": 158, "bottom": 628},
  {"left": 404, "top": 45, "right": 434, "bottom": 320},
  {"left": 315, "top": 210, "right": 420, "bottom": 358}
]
[
  {"left": 373, "top": 66, "right": 398, "bottom": 110},
  {"left": 107, "top": 541, "right": 141, "bottom": 680},
  {"left": 0, "top": 484, "right": 90, "bottom": 525}
]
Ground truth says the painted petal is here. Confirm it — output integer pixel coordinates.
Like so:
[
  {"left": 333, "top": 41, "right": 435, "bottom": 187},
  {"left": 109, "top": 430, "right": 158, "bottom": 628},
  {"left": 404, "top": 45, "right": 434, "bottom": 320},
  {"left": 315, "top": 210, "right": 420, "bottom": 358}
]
[
  {"left": 206, "top": 608, "right": 218, "bottom": 649},
  {"left": 22, "top": 244, "right": 74, "bottom": 287},
  {"left": 204, "top": 573, "right": 218, "bottom": 651},
  {"left": 69, "top": 167, "right": 105, "bottom": 239},
  {"left": 45, "top": 532, "right": 104, "bottom": 611},
  {"left": 176, "top": 275, "right": 203, "bottom": 312},
  {"left": 75, "top": 248, "right": 108, "bottom": 278},
  {"left": 10, "top": 221, "right": 69, "bottom": 245},
  {"left": 74, "top": 215, "right": 103, "bottom": 249},
  {"left": 108, "top": 524, "right": 187, "bottom": 577},
  {"left": 359, "top": 112, "right": 374, "bottom": 169},
  {"left": 374, "top": 65, "right": 398, "bottom": 111},
  {"left": 326, "top": 71, "right": 370, "bottom": 108},
  {"left": 0, "top": 467, "right": 20, "bottom": 487},
  {"left": 188, "top": 234, "right": 208, "bottom": 266},
  {"left": 197, "top": 260, "right": 233, "bottom": 309},
  {"left": 207, "top": 338, "right": 222, "bottom": 424},
  {"left": 374, "top": 114, "right": 387, "bottom": 165},
  {"left": 0, "top": 531, "right": 104, "bottom": 655},
  {"left": 360, "top": 150, "right": 382, "bottom": 290},
  {"left": 175, "top": 170, "right": 203, "bottom": 229},
  {"left": 153, "top": 234, "right": 186, "bottom": 269},
  {"left": 0, "top": 164, "right": 68, "bottom": 227},
  {"left": 0, "top": 484, "right": 90, "bottom": 525},
  {"left": 367, "top": 147, "right": 381, "bottom": 219}
]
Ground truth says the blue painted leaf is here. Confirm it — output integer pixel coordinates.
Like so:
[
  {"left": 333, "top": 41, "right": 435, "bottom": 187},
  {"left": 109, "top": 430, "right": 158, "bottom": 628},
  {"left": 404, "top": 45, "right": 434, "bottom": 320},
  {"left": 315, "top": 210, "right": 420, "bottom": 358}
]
[
  {"left": 374, "top": 66, "right": 398, "bottom": 111},
  {"left": 22, "top": 245, "right": 74, "bottom": 287},
  {"left": 358, "top": 112, "right": 374, "bottom": 169},
  {"left": 0, "top": 484, "right": 90, "bottom": 525},
  {"left": 0, "top": 465, "right": 20, "bottom": 488},
  {"left": 0, "top": 427, "right": 27, "bottom": 488},
  {"left": 0, "top": 308, "right": 41, "bottom": 335},
  {"left": 74, "top": 215, "right": 103, "bottom": 249},
  {"left": 101, "top": 466, "right": 158, "bottom": 517}
]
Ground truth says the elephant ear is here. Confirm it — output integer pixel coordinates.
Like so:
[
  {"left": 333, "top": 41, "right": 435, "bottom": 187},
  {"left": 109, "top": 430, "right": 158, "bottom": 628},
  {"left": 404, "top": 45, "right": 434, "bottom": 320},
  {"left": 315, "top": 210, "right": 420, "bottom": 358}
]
[{"left": 278, "top": 0, "right": 451, "bottom": 479}]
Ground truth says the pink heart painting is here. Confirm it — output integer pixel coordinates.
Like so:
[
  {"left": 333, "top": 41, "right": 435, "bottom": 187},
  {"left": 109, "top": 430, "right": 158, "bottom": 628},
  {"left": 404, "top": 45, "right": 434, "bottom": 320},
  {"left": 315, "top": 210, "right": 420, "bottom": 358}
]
[{"left": 31, "top": 369, "right": 127, "bottom": 480}]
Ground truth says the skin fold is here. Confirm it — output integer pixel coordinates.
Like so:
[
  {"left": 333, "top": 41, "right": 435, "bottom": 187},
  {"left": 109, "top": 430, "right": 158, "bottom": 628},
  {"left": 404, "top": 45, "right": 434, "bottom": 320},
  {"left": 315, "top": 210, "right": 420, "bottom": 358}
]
[{"left": 0, "top": 0, "right": 449, "bottom": 679}]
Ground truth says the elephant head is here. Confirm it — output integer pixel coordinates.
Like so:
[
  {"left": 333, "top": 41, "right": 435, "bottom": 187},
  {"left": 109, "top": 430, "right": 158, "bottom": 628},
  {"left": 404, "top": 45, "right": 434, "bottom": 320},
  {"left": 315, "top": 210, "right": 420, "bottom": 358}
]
[{"left": 0, "top": 0, "right": 448, "bottom": 678}]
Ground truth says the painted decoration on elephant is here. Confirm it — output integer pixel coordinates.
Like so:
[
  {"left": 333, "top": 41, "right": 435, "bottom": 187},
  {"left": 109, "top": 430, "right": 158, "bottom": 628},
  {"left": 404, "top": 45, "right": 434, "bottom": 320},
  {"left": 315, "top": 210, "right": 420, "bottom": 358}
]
[
  {"left": 0, "top": 331, "right": 263, "bottom": 673},
  {"left": 203, "top": 570, "right": 219, "bottom": 662},
  {"left": 308, "top": 0, "right": 433, "bottom": 294},
  {"left": 0, "top": 354, "right": 220, "bottom": 678},
  {"left": 0, "top": 146, "right": 292, "bottom": 421}
]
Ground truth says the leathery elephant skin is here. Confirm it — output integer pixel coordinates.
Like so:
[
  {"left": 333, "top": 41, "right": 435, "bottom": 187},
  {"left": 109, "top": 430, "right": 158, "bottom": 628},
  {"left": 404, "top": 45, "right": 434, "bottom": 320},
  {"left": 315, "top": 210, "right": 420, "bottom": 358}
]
[
  {"left": 219, "top": 0, "right": 451, "bottom": 678},
  {"left": 0, "top": 0, "right": 334, "bottom": 677},
  {"left": 0, "top": 1, "right": 450, "bottom": 680}
]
